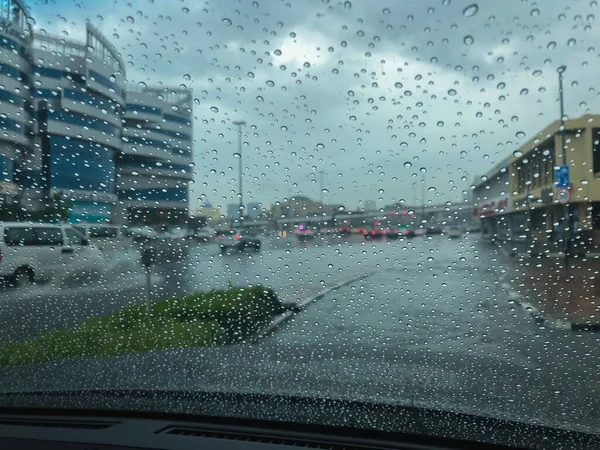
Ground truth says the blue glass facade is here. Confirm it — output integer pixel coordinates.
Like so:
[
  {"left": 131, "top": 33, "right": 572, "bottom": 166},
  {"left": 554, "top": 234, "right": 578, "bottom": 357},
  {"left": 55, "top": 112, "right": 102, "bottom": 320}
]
[
  {"left": 50, "top": 136, "right": 115, "bottom": 193},
  {"left": 48, "top": 110, "right": 120, "bottom": 136},
  {"left": 126, "top": 104, "right": 161, "bottom": 115},
  {"left": 88, "top": 70, "right": 124, "bottom": 97},
  {"left": 69, "top": 202, "right": 111, "bottom": 224},
  {"left": 119, "top": 159, "right": 191, "bottom": 173},
  {"left": 0, "top": 155, "right": 14, "bottom": 182}
]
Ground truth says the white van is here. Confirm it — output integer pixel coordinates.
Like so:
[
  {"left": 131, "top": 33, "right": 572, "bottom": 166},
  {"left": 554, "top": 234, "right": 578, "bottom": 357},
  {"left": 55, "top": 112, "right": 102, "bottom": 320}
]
[{"left": 0, "top": 222, "right": 104, "bottom": 286}]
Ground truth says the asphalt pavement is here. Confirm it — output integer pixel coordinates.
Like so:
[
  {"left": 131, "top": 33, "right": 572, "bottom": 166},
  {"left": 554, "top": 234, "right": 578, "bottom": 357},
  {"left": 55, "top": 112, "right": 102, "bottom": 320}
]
[{"left": 1, "top": 233, "right": 599, "bottom": 433}]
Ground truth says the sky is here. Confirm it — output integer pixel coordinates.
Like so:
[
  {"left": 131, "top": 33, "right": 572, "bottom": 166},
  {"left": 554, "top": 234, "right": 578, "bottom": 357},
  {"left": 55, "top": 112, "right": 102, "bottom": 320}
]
[{"left": 24, "top": 0, "right": 600, "bottom": 212}]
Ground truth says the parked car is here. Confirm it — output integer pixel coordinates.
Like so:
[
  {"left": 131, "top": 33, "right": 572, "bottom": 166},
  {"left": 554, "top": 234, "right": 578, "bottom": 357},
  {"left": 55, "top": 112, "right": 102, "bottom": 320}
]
[
  {"left": 446, "top": 226, "right": 463, "bottom": 239},
  {"left": 0, "top": 222, "right": 104, "bottom": 287},
  {"left": 88, "top": 224, "right": 120, "bottom": 239},
  {"left": 71, "top": 224, "right": 89, "bottom": 239},
  {"left": 219, "top": 231, "right": 261, "bottom": 254}
]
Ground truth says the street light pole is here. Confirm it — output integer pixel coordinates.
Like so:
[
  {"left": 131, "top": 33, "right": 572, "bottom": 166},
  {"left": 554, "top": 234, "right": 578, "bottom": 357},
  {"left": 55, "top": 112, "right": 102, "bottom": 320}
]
[
  {"left": 557, "top": 65, "right": 569, "bottom": 266},
  {"left": 412, "top": 182, "right": 416, "bottom": 225},
  {"left": 318, "top": 170, "right": 324, "bottom": 206},
  {"left": 421, "top": 172, "right": 425, "bottom": 227},
  {"left": 233, "top": 120, "right": 246, "bottom": 221}
]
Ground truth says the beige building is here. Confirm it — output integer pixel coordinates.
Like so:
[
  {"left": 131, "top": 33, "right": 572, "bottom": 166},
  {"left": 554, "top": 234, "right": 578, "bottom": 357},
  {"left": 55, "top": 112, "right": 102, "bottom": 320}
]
[
  {"left": 195, "top": 205, "right": 221, "bottom": 223},
  {"left": 270, "top": 196, "right": 342, "bottom": 219},
  {"left": 474, "top": 113, "right": 600, "bottom": 248}
]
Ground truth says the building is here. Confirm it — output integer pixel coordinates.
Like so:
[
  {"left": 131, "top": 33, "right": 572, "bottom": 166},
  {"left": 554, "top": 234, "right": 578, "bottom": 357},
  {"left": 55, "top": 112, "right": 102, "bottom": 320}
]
[
  {"left": 472, "top": 156, "right": 512, "bottom": 240},
  {"left": 195, "top": 203, "right": 221, "bottom": 223},
  {"left": 246, "top": 202, "right": 262, "bottom": 220},
  {"left": 227, "top": 203, "right": 240, "bottom": 220},
  {"left": 0, "top": 2, "right": 193, "bottom": 225},
  {"left": 270, "top": 196, "right": 342, "bottom": 218},
  {"left": 473, "top": 113, "right": 600, "bottom": 249},
  {"left": 27, "top": 25, "right": 125, "bottom": 223},
  {"left": 0, "top": 0, "right": 32, "bottom": 204},
  {"left": 116, "top": 86, "right": 193, "bottom": 225},
  {"left": 364, "top": 200, "right": 377, "bottom": 212}
]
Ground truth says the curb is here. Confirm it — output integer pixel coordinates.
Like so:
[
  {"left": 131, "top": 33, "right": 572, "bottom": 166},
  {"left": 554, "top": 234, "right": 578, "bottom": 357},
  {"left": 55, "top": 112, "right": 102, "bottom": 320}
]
[
  {"left": 250, "top": 270, "right": 379, "bottom": 342},
  {"left": 500, "top": 275, "right": 600, "bottom": 331}
]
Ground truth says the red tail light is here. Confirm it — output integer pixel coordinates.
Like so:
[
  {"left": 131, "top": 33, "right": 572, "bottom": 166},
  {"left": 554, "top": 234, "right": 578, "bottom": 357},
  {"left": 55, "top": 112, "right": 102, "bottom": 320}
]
[{"left": 371, "top": 231, "right": 375, "bottom": 235}]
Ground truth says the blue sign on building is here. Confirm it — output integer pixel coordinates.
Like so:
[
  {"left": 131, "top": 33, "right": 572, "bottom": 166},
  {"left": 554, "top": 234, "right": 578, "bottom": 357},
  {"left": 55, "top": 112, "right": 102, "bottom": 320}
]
[{"left": 554, "top": 165, "right": 570, "bottom": 188}]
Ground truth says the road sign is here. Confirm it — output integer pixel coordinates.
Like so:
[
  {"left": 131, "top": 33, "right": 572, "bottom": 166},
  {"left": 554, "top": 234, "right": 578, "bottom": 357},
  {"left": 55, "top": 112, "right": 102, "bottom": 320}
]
[
  {"left": 554, "top": 165, "right": 570, "bottom": 188},
  {"left": 557, "top": 188, "right": 571, "bottom": 205}
]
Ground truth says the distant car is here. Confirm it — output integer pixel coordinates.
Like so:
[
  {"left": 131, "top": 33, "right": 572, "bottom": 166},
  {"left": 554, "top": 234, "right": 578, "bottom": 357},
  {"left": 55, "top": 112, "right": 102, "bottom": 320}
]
[
  {"left": 216, "top": 229, "right": 236, "bottom": 238},
  {"left": 413, "top": 228, "right": 427, "bottom": 237},
  {"left": 427, "top": 226, "right": 443, "bottom": 235},
  {"left": 195, "top": 227, "right": 215, "bottom": 241},
  {"left": 384, "top": 228, "right": 401, "bottom": 239},
  {"left": 164, "top": 226, "right": 194, "bottom": 239},
  {"left": 446, "top": 226, "right": 462, "bottom": 239},
  {"left": 363, "top": 228, "right": 384, "bottom": 240},
  {"left": 219, "top": 231, "right": 261, "bottom": 254},
  {"left": 295, "top": 226, "right": 315, "bottom": 241},
  {"left": 403, "top": 228, "right": 416, "bottom": 238}
]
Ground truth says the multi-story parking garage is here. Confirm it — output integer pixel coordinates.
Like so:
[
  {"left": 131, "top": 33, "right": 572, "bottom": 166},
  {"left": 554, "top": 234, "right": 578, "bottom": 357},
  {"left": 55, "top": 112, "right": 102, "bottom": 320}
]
[
  {"left": 117, "top": 87, "right": 193, "bottom": 225},
  {"left": 0, "top": 0, "right": 193, "bottom": 225}
]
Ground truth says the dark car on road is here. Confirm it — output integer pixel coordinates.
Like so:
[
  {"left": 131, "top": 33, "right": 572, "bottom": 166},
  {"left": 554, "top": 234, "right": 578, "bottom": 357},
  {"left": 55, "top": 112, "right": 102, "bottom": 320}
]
[
  {"left": 219, "top": 230, "right": 261, "bottom": 254},
  {"left": 427, "top": 226, "right": 443, "bottom": 235}
]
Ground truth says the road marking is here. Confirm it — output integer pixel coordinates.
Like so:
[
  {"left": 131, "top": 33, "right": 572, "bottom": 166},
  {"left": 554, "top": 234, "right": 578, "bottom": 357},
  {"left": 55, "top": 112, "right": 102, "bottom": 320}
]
[{"left": 251, "top": 269, "right": 382, "bottom": 342}]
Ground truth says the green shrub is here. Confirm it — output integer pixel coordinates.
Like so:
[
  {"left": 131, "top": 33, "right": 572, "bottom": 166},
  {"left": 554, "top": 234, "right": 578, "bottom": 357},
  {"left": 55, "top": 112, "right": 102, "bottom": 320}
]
[{"left": 0, "top": 285, "right": 280, "bottom": 367}]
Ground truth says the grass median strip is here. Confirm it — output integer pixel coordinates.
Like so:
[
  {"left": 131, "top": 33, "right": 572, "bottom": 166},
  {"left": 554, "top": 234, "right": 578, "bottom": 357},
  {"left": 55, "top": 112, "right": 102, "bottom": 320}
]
[{"left": 0, "top": 285, "right": 283, "bottom": 367}]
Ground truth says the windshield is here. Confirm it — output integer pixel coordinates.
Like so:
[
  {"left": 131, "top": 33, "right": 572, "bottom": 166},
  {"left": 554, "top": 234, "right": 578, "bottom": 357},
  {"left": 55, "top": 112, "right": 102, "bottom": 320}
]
[{"left": 0, "top": 0, "right": 600, "bottom": 446}]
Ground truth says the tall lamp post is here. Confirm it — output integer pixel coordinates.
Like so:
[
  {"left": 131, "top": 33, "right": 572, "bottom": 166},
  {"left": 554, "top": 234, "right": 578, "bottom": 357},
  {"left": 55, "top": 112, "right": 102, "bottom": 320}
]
[
  {"left": 421, "top": 172, "right": 425, "bottom": 228},
  {"left": 233, "top": 120, "right": 246, "bottom": 222},
  {"left": 557, "top": 65, "right": 569, "bottom": 266},
  {"left": 318, "top": 170, "right": 325, "bottom": 205}
]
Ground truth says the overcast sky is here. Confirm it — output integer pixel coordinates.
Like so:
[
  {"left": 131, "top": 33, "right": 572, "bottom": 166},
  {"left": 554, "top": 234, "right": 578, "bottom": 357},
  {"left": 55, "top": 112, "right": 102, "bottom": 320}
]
[{"left": 28, "top": 0, "right": 600, "bottom": 212}]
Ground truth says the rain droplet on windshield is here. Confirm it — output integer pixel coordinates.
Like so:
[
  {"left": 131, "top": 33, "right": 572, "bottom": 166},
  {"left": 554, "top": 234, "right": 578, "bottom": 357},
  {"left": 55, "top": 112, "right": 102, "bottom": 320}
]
[{"left": 462, "top": 3, "right": 479, "bottom": 17}]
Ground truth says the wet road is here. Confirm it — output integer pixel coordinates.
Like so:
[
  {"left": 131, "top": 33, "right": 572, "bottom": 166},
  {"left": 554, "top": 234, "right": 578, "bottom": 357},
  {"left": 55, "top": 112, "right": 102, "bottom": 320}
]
[
  {"left": 0, "top": 233, "right": 478, "bottom": 342},
  {"left": 1, "top": 233, "right": 600, "bottom": 433}
]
